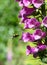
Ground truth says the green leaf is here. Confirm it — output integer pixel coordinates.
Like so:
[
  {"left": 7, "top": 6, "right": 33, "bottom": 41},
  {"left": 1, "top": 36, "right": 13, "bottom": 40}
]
[{"left": 41, "top": 57, "right": 47, "bottom": 64}]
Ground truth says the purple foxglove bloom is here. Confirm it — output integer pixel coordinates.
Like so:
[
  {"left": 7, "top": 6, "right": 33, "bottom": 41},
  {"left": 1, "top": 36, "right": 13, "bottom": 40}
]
[
  {"left": 26, "top": 45, "right": 38, "bottom": 58},
  {"left": 24, "top": 18, "right": 41, "bottom": 29},
  {"left": 19, "top": 17, "right": 30, "bottom": 24},
  {"left": 23, "top": 0, "right": 30, "bottom": 6},
  {"left": 16, "top": 0, "right": 32, "bottom": 7},
  {"left": 21, "top": 32, "right": 31, "bottom": 42},
  {"left": 33, "top": 29, "right": 46, "bottom": 40},
  {"left": 41, "top": 32, "right": 46, "bottom": 38},
  {"left": 31, "top": 47, "right": 39, "bottom": 54},
  {"left": 37, "top": 43, "right": 47, "bottom": 51},
  {"left": 21, "top": 32, "right": 36, "bottom": 42},
  {"left": 19, "top": 6, "right": 35, "bottom": 18},
  {"left": 26, "top": 45, "right": 31, "bottom": 55},
  {"left": 21, "top": 32, "right": 35, "bottom": 42},
  {"left": 42, "top": 16, "right": 47, "bottom": 27},
  {"left": 32, "top": 0, "right": 44, "bottom": 8},
  {"left": 30, "top": 34, "right": 35, "bottom": 42},
  {"left": 19, "top": 1, "right": 23, "bottom": 7},
  {"left": 21, "top": 29, "right": 46, "bottom": 42}
]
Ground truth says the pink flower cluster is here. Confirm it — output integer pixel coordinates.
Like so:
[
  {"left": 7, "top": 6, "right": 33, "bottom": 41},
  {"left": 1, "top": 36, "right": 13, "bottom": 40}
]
[
  {"left": 26, "top": 44, "right": 47, "bottom": 58},
  {"left": 16, "top": 0, "right": 47, "bottom": 59},
  {"left": 16, "top": 0, "right": 44, "bottom": 8},
  {"left": 22, "top": 29, "right": 46, "bottom": 42}
]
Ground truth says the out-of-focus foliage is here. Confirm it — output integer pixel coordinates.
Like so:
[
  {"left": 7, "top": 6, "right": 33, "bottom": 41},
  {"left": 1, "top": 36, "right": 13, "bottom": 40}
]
[
  {"left": 0, "top": 0, "right": 22, "bottom": 63},
  {"left": 0, "top": 0, "right": 22, "bottom": 44},
  {"left": 0, "top": 43, "right": 6, "bottom": 61},
  {"left": 0, "top": 0, "right": 20, "bottom": 25}
]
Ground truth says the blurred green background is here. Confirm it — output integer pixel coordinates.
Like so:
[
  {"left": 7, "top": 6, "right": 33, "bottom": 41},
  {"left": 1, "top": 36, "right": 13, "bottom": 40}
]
[{"left": 0, "top": 0, "right": 47, "bottom": 65}]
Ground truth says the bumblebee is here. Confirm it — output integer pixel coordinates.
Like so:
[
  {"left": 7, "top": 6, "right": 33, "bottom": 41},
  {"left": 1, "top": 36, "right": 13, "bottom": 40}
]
[{"left": 13, "top": 34, "right": 19, "bottom": 38}]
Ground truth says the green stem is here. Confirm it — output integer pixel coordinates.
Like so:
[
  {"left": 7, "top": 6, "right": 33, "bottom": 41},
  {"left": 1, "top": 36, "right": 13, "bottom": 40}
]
[
  {"left": 45, "top": 28, "right": 47, "bottom": 45},
  {"left": 41, "top": 1, "right": 47, "bottom": 44},
  {"left": 41, "top": 3, "right": 46, "bottom": 19}
]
